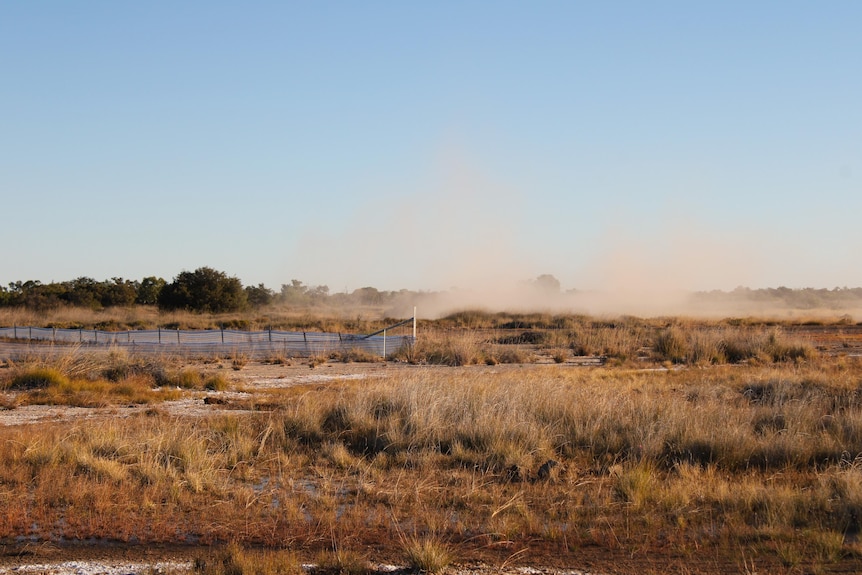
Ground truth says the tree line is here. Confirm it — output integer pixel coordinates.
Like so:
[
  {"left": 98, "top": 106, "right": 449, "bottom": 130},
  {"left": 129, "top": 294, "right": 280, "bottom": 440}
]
[
  {"left": 4, "top": 268, "right": 861, "bottom": 315},
  {"left": 691, "top": 286, "right": 862, "bottom": 310},
  {"left": 0, "top": 267, "right": 408, "bottom": 313}
]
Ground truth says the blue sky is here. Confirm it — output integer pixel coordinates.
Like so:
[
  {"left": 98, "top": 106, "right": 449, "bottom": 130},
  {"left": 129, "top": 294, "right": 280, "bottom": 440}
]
[{"left": 2, "top": 1, "right": 860, "bottom": 295}]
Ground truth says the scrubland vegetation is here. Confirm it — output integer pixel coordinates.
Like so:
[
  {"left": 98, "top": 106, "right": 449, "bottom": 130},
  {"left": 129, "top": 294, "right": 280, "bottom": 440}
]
[
  {"left": 5, "top": 268, "right": 862, "bottom": 319},
  {"left": 2, "top": 308, "right": 862, "bottom": 573}
]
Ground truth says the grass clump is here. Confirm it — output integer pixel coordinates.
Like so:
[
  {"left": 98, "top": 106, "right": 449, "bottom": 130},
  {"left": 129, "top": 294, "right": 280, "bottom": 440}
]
[
  {"left": 314, "top": 546, "right": 371, "bottom": 575},
  {"left": 400, "top": 535, "right": 454, "bottom": 574},
  {"left": 0, "top": 352, "right": 184, "bottom": 406},
  {"left": 408, "top": 330, "right": 483, "bottom": 366},
  {"left": 194, "top": 542, "right": 302, "bottom": 575},
  {"left": 7, "top": 367, "right": 69, "bottom": 390},
  {"left": 175, "top": 369, "right": 203, "bottom": 389},
  {"left": 205, "top": 373, "right": 230, "bottom": 391},
  {"left": 231, "top": 354, "right": 248, "bottom": 371},
  {"left": 341, "top": 347, "right": 383, "bottom": 363},
  {"left": 614, "top": 462, "right": 657, "bottom": 508},
  {"left": 652, "top": 325, "right": 817, "bottom": 365}
]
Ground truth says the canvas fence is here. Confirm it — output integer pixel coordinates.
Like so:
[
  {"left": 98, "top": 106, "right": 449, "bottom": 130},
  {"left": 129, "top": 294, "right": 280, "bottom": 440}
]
[{"left": 0, "top": 325, "right": 414, "bottom": 359}]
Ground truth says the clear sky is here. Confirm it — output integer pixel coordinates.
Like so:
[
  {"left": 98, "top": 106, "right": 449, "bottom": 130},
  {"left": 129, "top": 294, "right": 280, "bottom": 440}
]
[{"left": 2, "top": 1, "right": 860, "bottom": 295}]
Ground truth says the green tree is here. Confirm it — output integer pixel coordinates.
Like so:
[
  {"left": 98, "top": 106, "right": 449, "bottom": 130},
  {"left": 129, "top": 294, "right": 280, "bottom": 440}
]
[
  {"left": 157, "top": 267, "right": 247, "bottom": 313},
  {"left": 62, "top": 277, "right": 103, "bottom": 309},
  {"left": 9, "top": 280, "right": 63, "bottom": 310},
  {"left": 101, "top": 278, "right": 138, "bottom": 307},
  {"left": 136, "top": 276, "right": 166, "bottom": 305},
  {"left": 245, "top": 283, "right": 274, "bottom": 308}
]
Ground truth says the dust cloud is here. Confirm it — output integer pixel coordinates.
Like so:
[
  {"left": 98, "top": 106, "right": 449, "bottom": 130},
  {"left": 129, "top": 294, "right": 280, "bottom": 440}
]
[{"left": 289, "top": 153, "right": 860, "bottom": 320}]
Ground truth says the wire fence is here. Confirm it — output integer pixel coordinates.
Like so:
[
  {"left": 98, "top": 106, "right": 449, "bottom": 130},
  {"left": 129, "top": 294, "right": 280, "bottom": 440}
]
[{"left": 0, "top": 324, "right": 415, "bottom": 360}]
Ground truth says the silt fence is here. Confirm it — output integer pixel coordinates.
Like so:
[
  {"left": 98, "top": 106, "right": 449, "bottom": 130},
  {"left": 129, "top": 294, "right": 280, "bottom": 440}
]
[{"left": 0, "top": 326, "right": 414, "bottom": 360}]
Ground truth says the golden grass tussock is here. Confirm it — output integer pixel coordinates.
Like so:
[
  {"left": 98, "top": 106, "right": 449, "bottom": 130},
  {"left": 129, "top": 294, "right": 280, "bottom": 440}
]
[
  {"left": 194, "top": 541, "right": 303, "bottom": 575},
  {"left": 314, "top": 544, "right": 372, "bottom": 575},
  {"left": 400, "top": 534, "right": 454, "bottom": 574}
]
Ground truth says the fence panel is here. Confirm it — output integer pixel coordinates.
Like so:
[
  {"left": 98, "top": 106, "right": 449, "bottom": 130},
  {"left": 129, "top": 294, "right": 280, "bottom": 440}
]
[{"left": 0, "top": 326, "right": 413, "bottom": 359}]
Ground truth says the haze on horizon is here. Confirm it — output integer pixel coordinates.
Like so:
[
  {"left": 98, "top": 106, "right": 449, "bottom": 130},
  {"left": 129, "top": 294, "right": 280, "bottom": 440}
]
[{"left": 2, "top": 2, "right": 860, "bottom": 307}]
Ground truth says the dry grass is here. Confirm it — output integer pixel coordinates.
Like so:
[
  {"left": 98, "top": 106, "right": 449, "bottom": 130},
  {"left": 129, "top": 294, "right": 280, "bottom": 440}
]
[
  {"left": 315, "top": 545, "right": 372, "bottom": 575},
  {"left": 400, "top": 534, "right": 454, "bottom": 573},
  {"left": 194, "top": 542, "right": 303, "bottom": 575},
  {"left": 2, "top": 307, "right": 831, "bottom": 370},
  {"left": 0, "top": 347, "right": 228, "bottom": 406},
  {"left": 0, "top": 304, "right": 403, "bottom": 334},
  {"left": 1, "top": 314, "right": 861, "bottom": 571},
  {"left": 654, "top": 325, "right": 817, "bottom": 364}
]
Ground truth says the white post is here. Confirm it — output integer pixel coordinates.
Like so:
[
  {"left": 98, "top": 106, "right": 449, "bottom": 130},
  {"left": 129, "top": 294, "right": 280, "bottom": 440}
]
[
  {"left": 413, "top": 306, "right": 417, "bottom": 339},
  {"left": 383, "top": 328, "right": 387, "bottom": 358}
]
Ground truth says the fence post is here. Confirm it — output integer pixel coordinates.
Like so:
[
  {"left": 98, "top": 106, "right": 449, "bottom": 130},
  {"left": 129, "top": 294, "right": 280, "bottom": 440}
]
[
  {"left": 53, "top": 327, "right": 56, "bottom": 342},
  {"left": 13, "top": 326, "right": 16, "bottom": 339},
  {"left": 383, "top": 329, "right": 386, "bottom": 358},
  {"left": 413, "top": 307, "right": 417, "bottom": 340},
  {"left": 158, "top": 328, "right": 161, "bottom": 344},
  {"left": 79, "top": 329, "right": 83, "bottom": 343},
  {"left": 177, "top": 330, "right": 180, "bottom": 344},
  {"left": 29, "top": 327, "right": 32, "bottom": 340}
]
